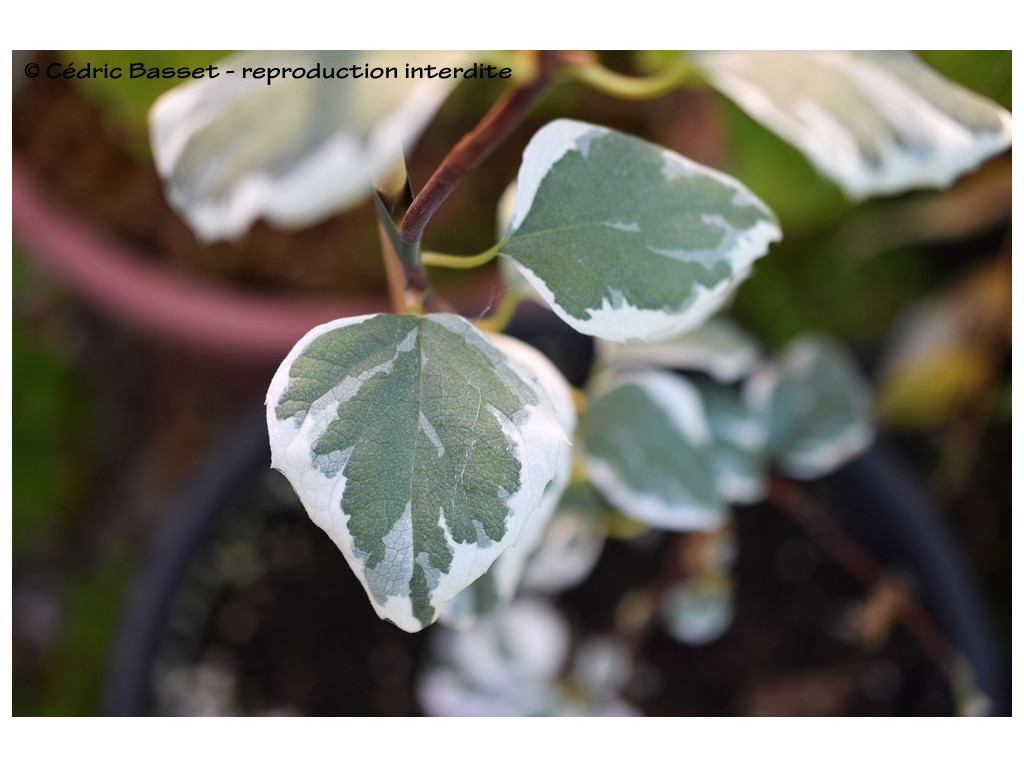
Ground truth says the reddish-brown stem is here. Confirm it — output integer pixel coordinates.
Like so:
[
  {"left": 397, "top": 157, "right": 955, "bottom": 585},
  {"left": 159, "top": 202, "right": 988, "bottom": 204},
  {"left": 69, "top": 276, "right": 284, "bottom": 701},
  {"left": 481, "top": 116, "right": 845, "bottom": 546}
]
[
  {"left": 768, "top": 476, "right": 956, "bottom": 680},
  {"left": 398, "top": 51, "right": 560, "bottom": 244},
  {"left": 374, "top": 180, "right": 445, "bottom": 313}
]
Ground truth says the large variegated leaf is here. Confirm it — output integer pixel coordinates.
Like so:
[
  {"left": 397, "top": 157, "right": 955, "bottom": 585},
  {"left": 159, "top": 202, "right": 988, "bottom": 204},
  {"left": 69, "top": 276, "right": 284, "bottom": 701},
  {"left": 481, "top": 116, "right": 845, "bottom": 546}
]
[
  {"left": 597, "top": 316, "right": 762, "bottom": 383},
  {"left": 747, "top": 334, "right": 874, "bottom": 479},
  {"left": 694, "top": 51, "right": 1012, "bottom": 199},
  {"left": 440, "top": 334, "right": 576, "bottom": 630},
  {"left": 151, "top": 50, "right": 465, "bottom": 241},
  {"left": 498, "top": 119, "right": 780, "bottom": 343},
  {"left": 580, "top": 371, "right": 724, "bottom": 531},
  {"left": 698, "top": 382, "right": 769, "bottom": 504},
  {"left": 266, "top": 313, "right": 567, "bottom": 632}
]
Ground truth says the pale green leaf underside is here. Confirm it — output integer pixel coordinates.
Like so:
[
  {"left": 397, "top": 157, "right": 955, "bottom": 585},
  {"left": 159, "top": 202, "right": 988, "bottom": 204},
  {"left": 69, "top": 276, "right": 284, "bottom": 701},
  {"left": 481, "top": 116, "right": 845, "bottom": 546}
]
[
  {"left": 266, "top": 313, "right": 566, "bottom": 632},
  {"left": 151, "top": 50, "right": 465, "bottom": 241},
  {"left": 580, "top": 372, "right": 724, "bottom": 531},
  {"left": 694, "top": 51, "right": 1012, "bottom": 199},
  {"left": 747, "top": 334, "right": 874, "bottom": 479},
  {"left": 500, "top": 119, "right": 780, "bottom": 343}
]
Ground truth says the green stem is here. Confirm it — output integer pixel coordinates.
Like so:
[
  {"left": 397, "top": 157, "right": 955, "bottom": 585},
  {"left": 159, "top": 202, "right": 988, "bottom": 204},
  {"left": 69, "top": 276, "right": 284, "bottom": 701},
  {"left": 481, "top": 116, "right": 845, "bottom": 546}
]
[
  {"left": 421, "top": 244, "right": 503, "bottom": 270},
  {"left": 565, "top": 57, "right": 694, "bottom": 100}
]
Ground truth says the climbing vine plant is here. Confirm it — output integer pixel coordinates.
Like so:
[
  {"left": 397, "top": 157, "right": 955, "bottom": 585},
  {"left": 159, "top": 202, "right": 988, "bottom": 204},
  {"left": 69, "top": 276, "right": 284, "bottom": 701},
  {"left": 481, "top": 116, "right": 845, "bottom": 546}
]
[{"left": 150, "top": 49, "right": 1010, "bottom": 711}]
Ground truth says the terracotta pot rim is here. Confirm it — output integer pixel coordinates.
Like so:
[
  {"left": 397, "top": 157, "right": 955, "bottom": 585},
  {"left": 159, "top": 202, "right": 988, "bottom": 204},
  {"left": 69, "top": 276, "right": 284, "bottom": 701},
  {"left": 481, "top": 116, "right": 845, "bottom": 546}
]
[{"left": 13, "top": 155, "right": 392, "bottom": 362}]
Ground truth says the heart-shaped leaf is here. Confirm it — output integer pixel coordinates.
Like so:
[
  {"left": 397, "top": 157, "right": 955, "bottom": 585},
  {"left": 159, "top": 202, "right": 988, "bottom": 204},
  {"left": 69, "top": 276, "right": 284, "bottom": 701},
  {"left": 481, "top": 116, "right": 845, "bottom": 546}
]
[
  {"left": 694, "top": 51, "right": 1012, "bottom": 199},
  {"left": 266, "top": 313, "right": 567, "bottom": 632},
  {"left": 151, "top": 50, "right": 465, "bottom": 242},
  {"left": 580, "top": 371, "right": 724, "bottom": 531},
  {"left": 747, "top": 334, "right": 874, "bottom": 479},
  {"left": 499, "top": 119, "right": 780, "bottom": 343}
]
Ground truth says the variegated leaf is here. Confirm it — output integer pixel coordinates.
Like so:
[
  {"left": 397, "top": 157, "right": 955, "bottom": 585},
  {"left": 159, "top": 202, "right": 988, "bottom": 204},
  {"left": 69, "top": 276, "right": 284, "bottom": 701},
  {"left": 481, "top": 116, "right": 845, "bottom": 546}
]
[
  {"left": 151, "top": 50, "right": 465, "bottom": 242},
  {"left": 694, "top": 51, "right": 1012, "bottom": 199},
  {"left": 421, "top": 597, "right": 638, "bottom": 716},
  {"left": 747, "top": 334, "right": 874, "bottom": 479},
  {"left": 266, "top": 313, "right": 567, "bottom": 632},
  {"left": 419, "top": 597, "right": 571, "bottom": 716},
  {"left": 698, "top": 382, "right": 769, "bottom": 504},
  {"left": 440, "top": 334, "right": 576, "bottom": 630},
  {"left": 498, "top": 119, "right": 780, "bottom": 343},
  {"left": 580, "top": 371, "right": 724, "bottom": 531},
  {"left": 496, "top": 181, "right": 547, "bottom": 307},
  {"left": 597, "top": 315, "right": 762, "bottom": 383}
]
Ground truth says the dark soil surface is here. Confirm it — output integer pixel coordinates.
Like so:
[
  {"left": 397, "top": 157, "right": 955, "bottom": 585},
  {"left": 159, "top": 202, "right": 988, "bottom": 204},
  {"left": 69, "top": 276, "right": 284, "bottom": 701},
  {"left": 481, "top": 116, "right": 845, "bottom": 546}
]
[{"left": 137, "top": 462, "right": 953, "bottom": 716}]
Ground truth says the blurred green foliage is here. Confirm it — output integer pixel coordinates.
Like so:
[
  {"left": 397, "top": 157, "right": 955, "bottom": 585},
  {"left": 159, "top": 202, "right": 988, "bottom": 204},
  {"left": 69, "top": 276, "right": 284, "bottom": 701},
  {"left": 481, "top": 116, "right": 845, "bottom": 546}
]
[
  {"left": 12, "top": 254, "right": 93, "bottom": 549},
  {"left": 41, "top": 559, "right": 133, "bottom": 715},
  {"left": 13, "top": 251, "right": 129, "bottom": 716}
]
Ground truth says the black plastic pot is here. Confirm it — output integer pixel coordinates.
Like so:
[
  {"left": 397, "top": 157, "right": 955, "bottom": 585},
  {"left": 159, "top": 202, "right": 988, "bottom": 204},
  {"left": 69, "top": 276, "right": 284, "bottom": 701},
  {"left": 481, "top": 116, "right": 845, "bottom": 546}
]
[
  {"left": 825, "top": 446, "right": 1009, "bottom": 714},
  {"left": 106, "top": 319, "right": 1007, "bottom": 716}
]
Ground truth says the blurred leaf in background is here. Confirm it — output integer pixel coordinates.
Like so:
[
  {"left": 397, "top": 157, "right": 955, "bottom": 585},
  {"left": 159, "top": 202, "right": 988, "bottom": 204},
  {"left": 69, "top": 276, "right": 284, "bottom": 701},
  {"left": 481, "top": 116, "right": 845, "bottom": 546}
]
[
  {"left": 878, "top": 257, "right": 1011, "bottom": 431},
  {"left": 68, "top": 50, "right": 231, "bottom": 157},
  {"left": 12, "top": 252, "right": 97, "bottom": 549},
  {"left": 723, "top": 51, "right": 1011, "bottom": 354}
]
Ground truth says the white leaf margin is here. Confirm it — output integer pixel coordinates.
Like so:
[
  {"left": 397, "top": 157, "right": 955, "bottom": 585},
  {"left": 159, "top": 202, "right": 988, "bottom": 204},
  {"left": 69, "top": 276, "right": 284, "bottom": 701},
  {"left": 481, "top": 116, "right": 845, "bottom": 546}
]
[
  {"left": 596, "top": 315, "right": 763, "bottom": 383},
  {"left": 151, "top": 51, "right": 464, "bottom": 242},
  {"left": 419, "top": 597, "right": 571, "bottom": 716},
  {"left": 266, "top": 313, "right": 568, "bottom": 632},
  {"left": 501, "top": 119, "right": 781, "bottom": 344},
  {"left": 583, "top": 370, "right": 726, "bottom": 532},
  {"left": 695, "top": 50, "right": 1012, "bottom": 199}
]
